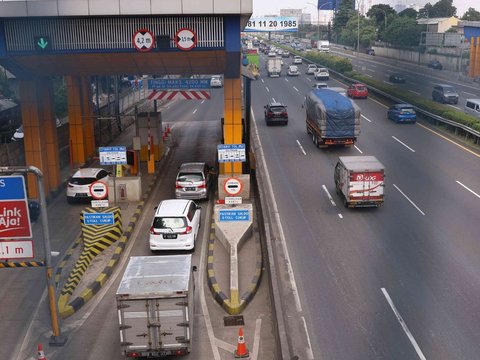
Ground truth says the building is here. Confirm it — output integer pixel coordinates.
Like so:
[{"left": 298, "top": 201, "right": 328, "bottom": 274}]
[{"left": 417, "top": 16, "right": 459, "bottom": 33}]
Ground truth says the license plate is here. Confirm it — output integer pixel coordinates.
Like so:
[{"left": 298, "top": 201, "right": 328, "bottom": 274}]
[
  {"left": 163, "top": 233, "right": 177, "bottom": 239},
  {"left": 185, "top": 187, "right": 196, "bottom": 191}
]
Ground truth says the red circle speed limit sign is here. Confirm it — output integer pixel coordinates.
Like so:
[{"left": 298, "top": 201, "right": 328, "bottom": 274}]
[
  {"left": 224, "top": 177, "right": 242, "bottom": 196},
  {"left": 89, "top": 181, "right": 108, "bottom": 200},
  {"left": 175, "top": 28, "right": 196, "bottom": 51},
  {"left": 133, "top": 29, "right": 154, "bottom": 52}
]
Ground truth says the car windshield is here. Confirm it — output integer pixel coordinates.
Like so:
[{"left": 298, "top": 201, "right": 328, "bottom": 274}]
[
  {"left": 443, "top": 87, "right": 455, "bottom": 93},
  {"left": 318, "top": 68, "right": 327, "bottom": 72},
  {"left": 177, "top": 172, "right": 203, "bottom": 182},
  {"left": 153, "top": 217, "right": 187, "bottom": 229},
  {"left": 70, "top": 177, "right": 96, "bottom": 185}
]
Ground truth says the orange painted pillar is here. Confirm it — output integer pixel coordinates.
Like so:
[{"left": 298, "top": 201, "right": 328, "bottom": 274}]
[
  {"left": 475, "top": 37, "right": 480, "bottom": 78},
  {"left": 80, "top": 76, "right": 96, "bottom": 159},
  {"left": 66, "top": 76, "right": 88, "bottom": 167},
  {"left": 469, "top": 37, "right": 475, "bottom": 78},
  {"left": 222, "top": 77, "right": 243, "bottom": 175},
  {"left": 19, "top": 79, "right": 57, "bottom": 198}
]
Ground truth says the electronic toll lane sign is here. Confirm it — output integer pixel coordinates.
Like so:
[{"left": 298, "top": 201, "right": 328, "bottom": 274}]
[{"left": 0, "top": 176, "right": 32, "bottom": 239}]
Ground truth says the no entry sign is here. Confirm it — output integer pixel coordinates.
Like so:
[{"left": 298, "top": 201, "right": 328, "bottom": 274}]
[
  {"left": 224, "top": 177, "right": 243, "bottom": 196},
  {"left": 89, "top": 181, "right": 108, "bottom": 200},
  {"left": 175, "top": 28, "right": 196, "bottom": 51}
]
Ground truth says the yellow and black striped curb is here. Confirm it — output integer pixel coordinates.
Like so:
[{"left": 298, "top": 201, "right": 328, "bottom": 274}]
[
  {"left": 59, "top": 207, "right": 122, "bottom": 298},
  {"left": 206, "top": 218, "right": 263, "bottom": 315},
  {"left": 0, "top": 261, "right": 45, "bottom": 268},
  {"left": 57, "top": 149, "right": 169, "bottom": 318}
]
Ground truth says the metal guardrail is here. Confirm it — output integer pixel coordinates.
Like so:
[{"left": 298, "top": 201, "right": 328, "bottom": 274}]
[{"left": 291, "top": 49, "right": 480, "bottom": 145}]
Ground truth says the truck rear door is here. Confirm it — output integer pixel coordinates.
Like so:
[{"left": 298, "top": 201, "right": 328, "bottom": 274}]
[
  {"left": 349, "top": 171, "right": 384, "bottom": 202},
  {"left": 120, "top": 297, "right": 189, "bottom": 354}
]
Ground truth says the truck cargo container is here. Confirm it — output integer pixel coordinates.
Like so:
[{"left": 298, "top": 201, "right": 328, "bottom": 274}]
[
  {"left": 305, "top": 89, "right": 360, "bottom": 147},
  {"left": 116, "top": 255, "right": 196, "bottom": 358},
  {"left": 334, "top": 156, "right": 385, "bottom": 208},
  {"left": 266, "top": 57, "right": 282, "bottom": 77}
]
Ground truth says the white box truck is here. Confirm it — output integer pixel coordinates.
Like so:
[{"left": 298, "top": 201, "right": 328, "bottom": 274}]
[
  {"left": 116, "top": 255, "right": 196, "bottom": 358},
  {"left": 266, "top": 57, "right": 282, "bottom": 77},
  {"left": 334, "top": 156, "right": 385, "bottom": 208},
  {"left": 318, "top": 40, "right": 330, "bottom": 52}
]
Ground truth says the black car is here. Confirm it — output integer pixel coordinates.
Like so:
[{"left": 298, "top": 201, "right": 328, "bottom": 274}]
[
  {"left": 366, "top": 49, "right": 375, "bottom": 55},
  {"left": 389, "top": 73, "right": 406, "bottom": 83},
  {"left": 264, "top": 102, "right": 288, "bottom": 126},
  {"left": 427, "top": 60, "right": 443, "bottom": 70}
]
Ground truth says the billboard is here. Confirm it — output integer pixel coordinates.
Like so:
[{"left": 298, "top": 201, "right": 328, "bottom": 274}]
[
  {"left": 244, "top": 17, "right": 298, "bottom": 32},
  {"left": 318, "top": 0, "right": 336, "bottom": 10}
]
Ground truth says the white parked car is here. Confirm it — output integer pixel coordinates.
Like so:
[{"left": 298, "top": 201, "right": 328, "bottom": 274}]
[
  {"left": 314, "top": 68, "right": 329, "bottom": 80},
  {"left": 293, "top": 56, "right": 302, "bottom": 64},
  {"left": 287, "top": 65, "right": 299, "bottom": 76},
  {"left": 210, "top": 75, "right": 223, "bottom": 88},
  {"left": 306, "top": 64, "right": 317, "bottom": 75},
  {"left": 66, "top": 168, "right": 110, "bottom": 203},
  {"left": 149, "top": 199, "right": 201, "bottom": 251}
]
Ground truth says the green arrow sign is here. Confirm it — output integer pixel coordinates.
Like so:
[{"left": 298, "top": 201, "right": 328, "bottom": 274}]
[{"left": 34, "top": 36, "right": 52, "bottom": 52}]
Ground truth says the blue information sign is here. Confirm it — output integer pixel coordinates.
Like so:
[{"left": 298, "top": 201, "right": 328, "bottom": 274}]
[
  {"left": 148, "top": 78, "right": 211, "bottom": 90},
  {"left": 0, "top": 176, "right": 27, "bottom": 200},
  {"left": 99, "top": 146, "right": 127, "bottom": 165},
  {"left": 219, "top": 210, "right": 250, "bottom": 222},
  {"left": 83, "top": 213, "right": 114, "bottom": 225},
  {"left": 217, "top": 144, "right": 246, "bottom": 163}
]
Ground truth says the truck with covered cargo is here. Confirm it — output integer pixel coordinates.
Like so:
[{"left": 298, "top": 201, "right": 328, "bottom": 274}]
[
  {"left": 305, "top": 88, "right": 360, "bottom": 147},
  {"left": 266, "top": 57, "right": 282, "bottom": 77},
  {"left": 116, "top": 255, "right": 196, "bottom": 358},
  {"left": 334, "top": 156, "right": 385, "bottom": 208}
]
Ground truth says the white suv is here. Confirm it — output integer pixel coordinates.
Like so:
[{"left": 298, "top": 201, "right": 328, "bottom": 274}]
[
  {"left": 293, "top": 56, "right": 302, "bottom": 64},
  {"left": 149, "top": 199, "right": 201, "bottom": 251},
  {"left": 306, "top": 64, "right": 317, "bottom": 75}
]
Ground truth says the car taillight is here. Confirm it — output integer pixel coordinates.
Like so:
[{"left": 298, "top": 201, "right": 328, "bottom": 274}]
[
  {"left": 181, "top": 226, "right": 192, "bottom": 234},
  {"left": 197, "top": 181, "right": 206, "bottom": 189},
  {"left": 68, "top": 184, "right": 74, "bottom": 188},
  {"left": 267, "top": 111, "right": 273, "bottom": 117},
  {"left": 149, "top": 226, "right": 158, "bottom": 235},
  {"left": 176, "top": 182, "right": 182, "bottom": 189},
  {"left": 282, "top": 112, "right": 288, "bottom": 117}
]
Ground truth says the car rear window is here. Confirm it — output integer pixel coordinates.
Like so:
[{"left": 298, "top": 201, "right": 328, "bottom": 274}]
[
  {"left": 70, "top": 177, "right": 96, "bottom": 185},
  {"left": 400, "top": 107, "right": 415, "bottom": 114},
  {"left": 177, "top": 172, "right": 204, "bottom": 182},
  {"left": 153, "top": 217, "right": 187, "bottom": 229},
  {"left": 270, "top": 106, "right": 286, "bottom": 112},
  {"left": 356, "top": 86, "right": 366, "bottom": 91}
]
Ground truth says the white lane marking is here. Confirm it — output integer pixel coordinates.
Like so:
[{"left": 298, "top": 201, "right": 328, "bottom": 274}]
[
  {"left": 463, "top": 91, "right": 476, "bottom": 96},
  {"left": 354, "top": 145, "right": 363, "bottom": 154},
  {"left": 383, "top": 81, "right": 391, "bottom": 85},
  {"left": 367, "top": 69, "right": 375, "bottom": 72},
  {"left": 364, "top": 74, "right": 373, "bottom": 77},
  {"left": 293, "top": 86, "right": 299, "bottom": 92},
  {"left": 306, "top": 77, "right": 312, "bottom": 82},
  {"left": 322, "top": 185, "right": 337, "bottom": 206},
  {"left": 251, "top": 318, "right": 263, "bottom": 360},
  {"left": 193, "top": 108, "right": 198, "bottom": 114},
  {"left": 456, "top": 181, "right": 480, "bottom": 199},
  {"left": 392, "top": 136, "right": 415, "bottom": 152},
  {"left": 381, "top": 288, "right": 427, "bottom": 360},
  {"left": 301, "top": 316, "right": 315, "bottom": 360},
  {"left": 285, "top": 78, "right": 289, "bottom": 82},
  {"left": 408, "top": 90, "right": 421, "bottom": 95},
  {"left": 393, "top": 184, "right": 426, "bottom": 215},
  {"left": 447, "top": 104, "right": 460, "bottom": 110},
  {"left": 201, "top": 100, "right": 205, "bottom": 104},
  {"left": 369, "top": 64, "right": 377, "bottom": 68},
  {"left": 272, "top": 97, "right": 276, "bottom": 103},
  {"left": 214, "top": 338, "right": 236, "bottom": 352},
  {"left": 370, "top": 97, "right": 389, "bottom": 109},
  {"left": 251, "top": 109, "right": 303, "bottom": 312},
  {"left": 296, "top": 140, "right": 307, "bottom": 155},
  {"left": 338, "top": 214, "right": 343, "bottom": 219},
  {"left": 266, "top": 87, "right": 270, "bottom": 93},
  {"left": 261, "top": 79, "right": 265, "bottom": 83},
  {"left": 361, "top": 114, "right": 372, "bottom": 122}
]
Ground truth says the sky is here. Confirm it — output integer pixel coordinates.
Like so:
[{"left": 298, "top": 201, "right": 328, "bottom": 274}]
[{"left": 252, "top": 0, "right": 478, "bottom": 19}]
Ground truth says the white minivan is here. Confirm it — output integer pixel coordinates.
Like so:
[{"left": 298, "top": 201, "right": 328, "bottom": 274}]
[{"left": 464, "top": 99, "right": 480, "bottom": 119}]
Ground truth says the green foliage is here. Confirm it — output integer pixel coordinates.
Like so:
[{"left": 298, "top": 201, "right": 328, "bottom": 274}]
[
  {"left": 384, "top": 17, "right": 422, "bottom": 46},
  {"left": 332, "top": 0, "right": 355, "bottom": 40},
  {"left": 366, "top": 4, "right": 396, "bottom": 32},
  {"left": 420, "top": 0, "right": 456, "bottom": 18},
  {"left": 399, "top": 8, "right": 418, "bottom": 18},
  {"left": 339, "top": 15, "right": 376, "bottom": 48},
  {"left": 461, "top": 7, "right": 480, "bottom": 21}
]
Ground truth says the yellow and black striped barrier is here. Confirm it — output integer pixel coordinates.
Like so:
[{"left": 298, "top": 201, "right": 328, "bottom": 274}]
[{"left": 58, "top": 206, "right": 122, "bottom": 317}]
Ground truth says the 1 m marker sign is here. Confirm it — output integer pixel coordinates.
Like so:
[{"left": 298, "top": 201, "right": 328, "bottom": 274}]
[{"left": 0, "top": 176, "right": 32, "bottom": 239}]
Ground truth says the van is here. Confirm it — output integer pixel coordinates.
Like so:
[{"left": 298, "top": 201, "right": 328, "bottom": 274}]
[{"left": 464, "top": 99, "right": 480, "bottom": 119}]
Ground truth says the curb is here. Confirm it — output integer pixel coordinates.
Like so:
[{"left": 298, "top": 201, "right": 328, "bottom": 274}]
[
  {"left": 206, "top": 216, "right": 263, "bottom": 315},
  {"left": 56, "top": 147, "right": 171, "bottom": 318}
]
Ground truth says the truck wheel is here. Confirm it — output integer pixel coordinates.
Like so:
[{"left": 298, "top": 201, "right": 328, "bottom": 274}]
[{"left": 312, "top": 134, "right": 316, "bottom": 146}]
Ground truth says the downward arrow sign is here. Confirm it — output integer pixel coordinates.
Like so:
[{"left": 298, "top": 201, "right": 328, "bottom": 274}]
[{"left": 37, "top": 38, "right": 48, "bottom": 49}]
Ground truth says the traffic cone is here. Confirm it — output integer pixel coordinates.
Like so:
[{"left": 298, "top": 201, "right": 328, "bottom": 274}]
[
  {"left": 37, "top": 344, "right": 47, "bottom": 360},
  {"left": 234, "top": 327, "right": 250, "bottom": 358}
]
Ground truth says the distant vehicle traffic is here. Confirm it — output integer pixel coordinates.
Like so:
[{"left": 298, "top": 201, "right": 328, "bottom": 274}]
[
  {"left": 66, "top": 168, "right": 110, "bottom": 203},
  {"left": 306, "top": 64, "right": 317, "bottom": 75},
  {"left": 347, "top": 83, "right": 368, "bottom": 99},
  {"left": 149, "top": 199, "right": 201, "bottom": 251},
  {"left": 427, "top": 60, "right": 443, "bottom": 70},
  {"left": 312, "top": 82, "right": 328, "bottom": 89},
  {"left": 314, "top": 68, "right": 329, "bottom": 80},
  {"left": 366, "top": 49, "right": 375, "bottom": 55},
  {"left": 334, "top": 156, "right": 385, "bottom": 208},
  {"left": 210, "top": 75, "right": 223, "bottom": 88},
  {"left": 387, "top": 104, "right": 417, "bottom": 123},
  {"left": 293, "top": 56, "right": 302, "bottom": 64},
  {"left": 432, "top": 84, "right": 459, "bottom": 104},
  {"left": 265, "top": 102, "right": 288, "bottom": 126},
  {"left": 318, "top": 40, "right": 330, "bottom": 52},
  {"left": 266, "top": 57, "right": 282, "bottom": 77},
  {"left": 389, "top": 73, "right": 406, "bottom": 83},
  {"left": 287, "top": 65, "right": 299, "bottom": 76},
  {"left": 305, "top": 89, "right": 360, "bottom": 147}
]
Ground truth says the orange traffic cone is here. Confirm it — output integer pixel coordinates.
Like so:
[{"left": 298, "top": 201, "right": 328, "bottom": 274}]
[
  {"left": 37, "top": 344, "right": 47, "bottom": 360},
  {"left": 234, "top": 327, "right": 250, "bottom": 358}
]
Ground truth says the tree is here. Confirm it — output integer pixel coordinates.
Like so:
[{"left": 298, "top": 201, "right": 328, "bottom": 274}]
[
  {"left": 461, "top": 7, "right": 480, "bottom": 21},
  {"left": 367, "top": 4, "right": 396, "bottom": 40},
  {"left": 399, "top": 8, "right": 418, "bottom": 18},
  {"left": 339, "top": 15, "right": 376, "bottom": 49},
  {"left": 384, "top": 16, "right": 422, "bottom": 46},
  {"left": 420, "top": 0, "right": 456, "bottom": 18},
  {"left": 332, "top": 0, "right": 355, "bottom": 40}
]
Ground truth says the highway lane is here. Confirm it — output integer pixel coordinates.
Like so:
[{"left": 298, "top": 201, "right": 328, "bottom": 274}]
[{"left": 255, "top": 52, "right": 480, "bottom": 359}]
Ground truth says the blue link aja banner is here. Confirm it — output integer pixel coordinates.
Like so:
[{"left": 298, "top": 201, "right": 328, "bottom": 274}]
[
  {"left": 244, "top": 17, "right": 298, "bottom": 32},
  {"left": 318, "top": 0, "right": 337, "bottom": 10}
]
